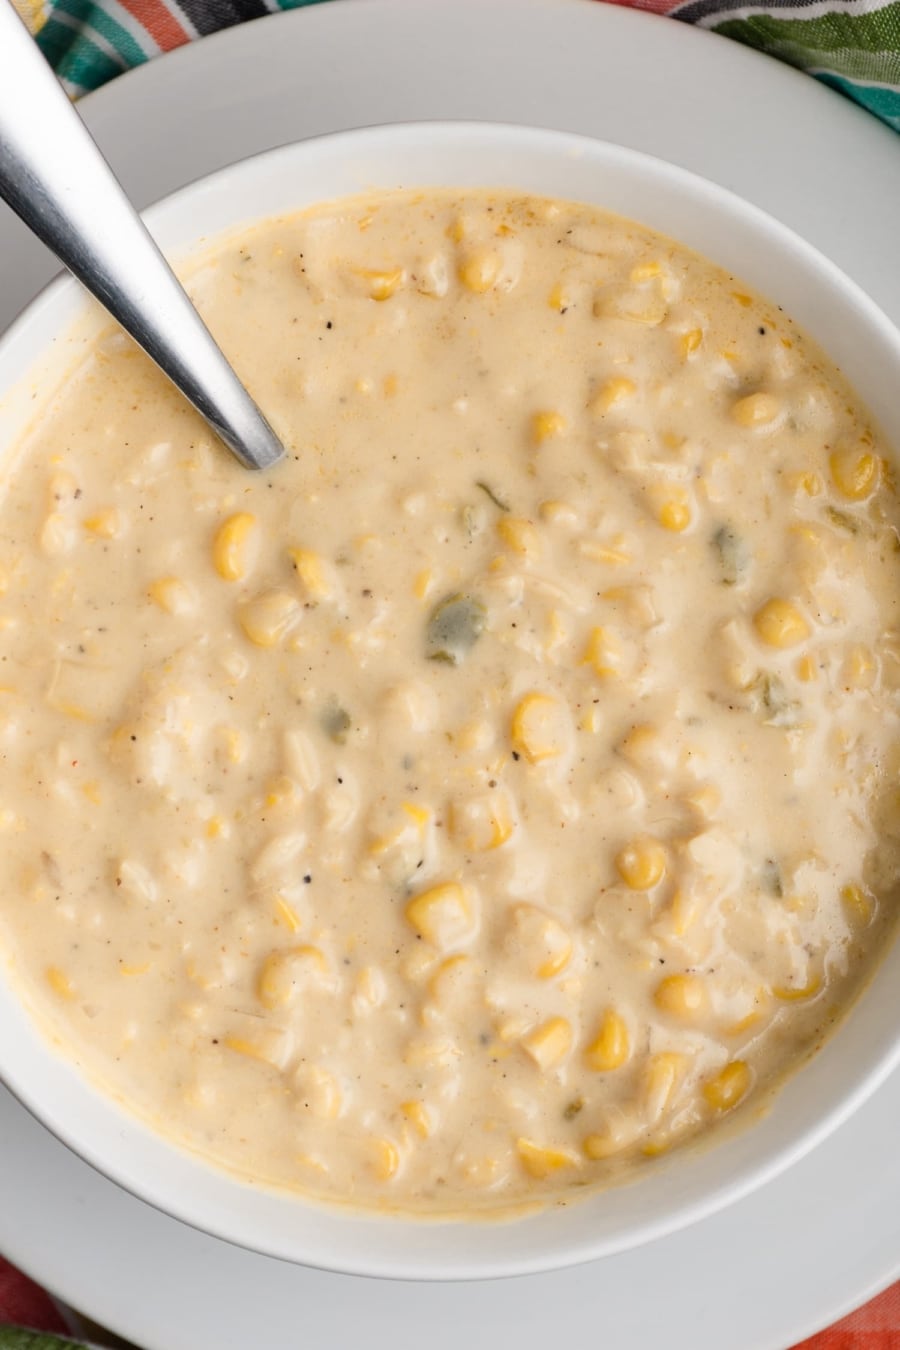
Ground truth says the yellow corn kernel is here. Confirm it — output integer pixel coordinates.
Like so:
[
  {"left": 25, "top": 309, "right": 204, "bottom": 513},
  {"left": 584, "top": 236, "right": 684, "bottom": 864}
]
[
  {"left": 213, "top": 512, "right": 257, "bottom": 581},
  {"left": 678, "top": 328, "right": 703, "bottom": 359},
  {"left": 147, "top": 577, "right": 193, "bottom": 616},
  {"left": 497, "top": 516, "right": 542, "bottom": 558},
  {"left": 517, "top": 1137, "right": 579, "bottom": 1179},
  {"left": 618, "top": 723, "right": 658, "bottom": 766},
  {"left": 644, "top": 1052, "right": 687, "bottom": 1118},
  {"left": 287, "top": 546, "right": 332, "bottom": 598},
  {"left": 731, "top": 392, "right": 781, "bottom": 428},
  {"left": 46, "top": 966, "right": 74, "bottom": 999},
  {"left": 358, "top": 267, "right": 405, "bottom": 301},
  {"left": 119, "top": 961, "right": 150, "bottom": 976},
  {"left": 405, "top": 882, "right": 473, "bottom": 949},
  {"left": 830, "top": 446, "right": 880, "bottom": 501},
  {"left": 703, "top": 1060, "right": 750, "bottom": 1112},
  {"left": 369, "top": 1138, "right": 400, "bottom": 1179},
  {"left": 772, "top": 974, "right": 822, "bottom": 1002},
  {"left": 582, "top": 1129, "right": 629, "bottom": 1161},
  {"left": 401, "top": 1099, "right": 432, "bottom": 1139},
  {"left": 616, "top": 836, "right": 667, "bottom": 891},
  {"left": 590, "top": 376, "right": 636, "bottom": 415},
  {"left": 796, "top": 653, "right": 818, "bottom": 682},
  {"left": 401, "top": 801, "right": 431, "bottom": 835},
  {"left": 531, "top": 410, "right": 567, "bottom": 444},
  {"left": 414, "top": 568, "right": 433, "bottom": 600},
  {"left": 787, "top": 471, "right": 823, "bottom": 498},
  {"left": 297, "top": 1065, "right": 342, "bottom": 1120},
  {"left": 654, "top": 973, "right": 708, "bottom": 1022},
  {"left": 510, "top": 692, "right": 569, "bottom": 763},
  {"left": 537, "top": 924, "right": 573, "bottom": 981},
  {"left": 257, "top": 945, "right": 329, "bottom": 1009},
  {"left": 844, "top": 644, "right": 876, "bottom": 689},
  {"left": 666, "top": 888, "right": 701, "bottom": 937},
  {"left": 221, "top": 726, "right": 245, "bottom": 764},
  {"left": 539, "top": 499, "right": 579, "bottom": 527},
  {"left": 274, "top": 895, "right": 301, "bottom": 932},
  {"left": 582, "top": 626, "right": 625, "bottom": 679},
  {"left": 658, "top": 493, "right": 691, "bottom": 532},
  {"left": 585, "top": 1009, "right": 630, "bottom": 1071},
  {"left": 83, "top": 507, "right": 120, "bottom": 538},
  {"left": 753, "top": 598, "right": 810, "bottom": 648},
  {"left": 630, "top": 260, "right": 662, "bottom": 281},
  {"left": 521, "top": 1016, "right": 573, "bottom": 1071},
  {"left": 458, "top": 251, "right": 501, "bottom": 294},
  {"left": 841, "top": 882, "right": 873, "bottom": 927},
  {"left": 238, "top": 590, "right": 300, "bottom": 648}
]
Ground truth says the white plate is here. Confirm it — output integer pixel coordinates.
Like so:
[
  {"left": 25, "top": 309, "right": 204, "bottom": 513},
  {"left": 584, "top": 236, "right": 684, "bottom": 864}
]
[{"left": 1, "top": 0, "right": 900, "bottom": 1343}]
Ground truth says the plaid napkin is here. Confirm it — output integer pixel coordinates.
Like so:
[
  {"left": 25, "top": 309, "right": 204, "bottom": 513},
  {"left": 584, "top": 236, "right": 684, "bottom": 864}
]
[{"left": 2, "top": 0, "right": 899, "bottom": 1345}]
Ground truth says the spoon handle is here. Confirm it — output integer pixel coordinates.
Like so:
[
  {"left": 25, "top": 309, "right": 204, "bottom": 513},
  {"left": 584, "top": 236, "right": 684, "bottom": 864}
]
[{"left": 0, "top": 2, "right": 284, "bottom": 472}]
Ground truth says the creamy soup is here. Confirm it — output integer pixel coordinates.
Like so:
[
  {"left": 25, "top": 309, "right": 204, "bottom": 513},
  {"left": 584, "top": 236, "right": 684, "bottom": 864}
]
[{"left": 0, "top": 190, "right": 898, "bottom": 1214}]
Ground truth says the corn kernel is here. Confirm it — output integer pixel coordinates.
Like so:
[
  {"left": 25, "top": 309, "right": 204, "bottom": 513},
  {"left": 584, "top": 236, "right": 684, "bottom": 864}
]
[
  {"left": 238, "top": 590, "right": 300, "bottom": 647},
  {"left": 678, "top": 328, "right": 702, "bottom": 359},
  {"left": 521, "top": 1016, "right": 573, "bottom": 1071},
  {"left": 517, "top": 1137, "right": 579, "bottom": 1179},
  {"left": 844, "top": 644, "right": 876, "bottom": 689},
  {"left": 582, "top": 626, "right": 625, "bottom": 678},
  {"left": 731, "top": 392, "right": 781, "bottom": 428},
  {"left": 658, "top": 493, "right": 691, "bottom": 532},
  {"left": 772, "top": 974, "right": 821, "bottom": 1002},
  {"left": 841, "top": 882, "right": 873, "bottom": 927},
  {"left": 654, "top": 973, "right": 708, "bottom": 1021},
  {"left": 414, "top": 568, "right": 433, "bottom": 601},
  {"left": 510, "top": 692, "right": 569, "bottom": 763},
  {"left": 830, "top": 447, "right": 880, "bottom": 501},
  {"left": 796, "top": 654, "right": 818, "bottom": 682},
  {"left": 257, "top": 945, "right": 329, "bottom": 1009},
  {"left": 274, "top": 895, "right": 301, "bottom": 932},
  {"left": 406, "top": 882, "right": 473, "bottom": 950},
  {"left": 616, "top": 836, "right": 667, "bottom": 891},
  {"left": 356, "top": 267, "right": 405, "bottom": 301},
  {"left": 753, "top": 598, "right": 810, "bottom": 648},
  {"left": 497, "top": 516, "right": 542, "bottom": 557},
  {"left": 644, "top": 1052, "right": 687, "bottom": 1118},
  {"left": 401, "top": 1099, "right": 432, "bottom": 1139},
  {"left": 147, "top": 576, "right": 194, "bottom": 616},
  {"left": 83, "top": 507, "right": 120, "bottom": 538},
  {"left": 511, "top": 904, "right": 572, "bottom": 979},
  {"left": 618, "top": 724, "right": 658, "bottom": 766},
  {"left": 585, "top": 1009, "right": 630, "bottom": 1071},
  {"left": 590, "top": 377, "right": 636, "bottom": 415},
  {"left": 46, "top": 966, "right": 74, "bottom": 999},
  {"left": 630, "top": 260, "right": 662, "bottom": 281},
  {"left": 531, "top": 411, "right": 567, "bottom": 444},
  {"left": 213, "top": 512, "right": 257, "bottom": 581},
  {"left": 703, "top": 1060, "right": 750, "bottom": 1112},
  {"left": 458, "top": 251, "right": 501, "bottom": 294},
  {"left": 297, "top": 1065, "right": 342, "bottom": 1120},
  {"left": 370, "top": 1138, "right": 400, "bottom": 1179},
  {"left": 288, "top": 547, "right": 333, "bottom": 598}
]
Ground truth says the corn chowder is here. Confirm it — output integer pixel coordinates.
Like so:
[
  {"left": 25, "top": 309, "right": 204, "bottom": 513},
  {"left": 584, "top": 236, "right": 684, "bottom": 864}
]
[{"left": 0, "top": 189, "right": 898, "bottom": 1214}]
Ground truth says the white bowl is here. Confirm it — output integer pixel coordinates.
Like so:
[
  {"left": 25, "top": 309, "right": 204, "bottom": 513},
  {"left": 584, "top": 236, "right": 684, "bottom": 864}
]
[{"left": 2, "top": 122, "right": 900, "bottom": 1281}]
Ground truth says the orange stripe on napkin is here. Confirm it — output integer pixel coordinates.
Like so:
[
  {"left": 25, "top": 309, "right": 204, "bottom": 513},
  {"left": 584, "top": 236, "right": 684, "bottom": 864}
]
[{"left": 792, "top": 1281, "right": 900, "bottom": 1347}]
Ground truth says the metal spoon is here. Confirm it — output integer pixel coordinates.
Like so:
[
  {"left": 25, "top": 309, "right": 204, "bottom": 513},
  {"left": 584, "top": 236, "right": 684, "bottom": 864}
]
[{"left": 0, "top": 1, "right": 284, "bottom": 472}]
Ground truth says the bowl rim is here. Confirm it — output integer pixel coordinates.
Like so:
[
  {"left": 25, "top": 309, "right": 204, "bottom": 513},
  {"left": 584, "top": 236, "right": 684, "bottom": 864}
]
[{"left": 2, "top": 118, "right": 900, "bottom": 1281}]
